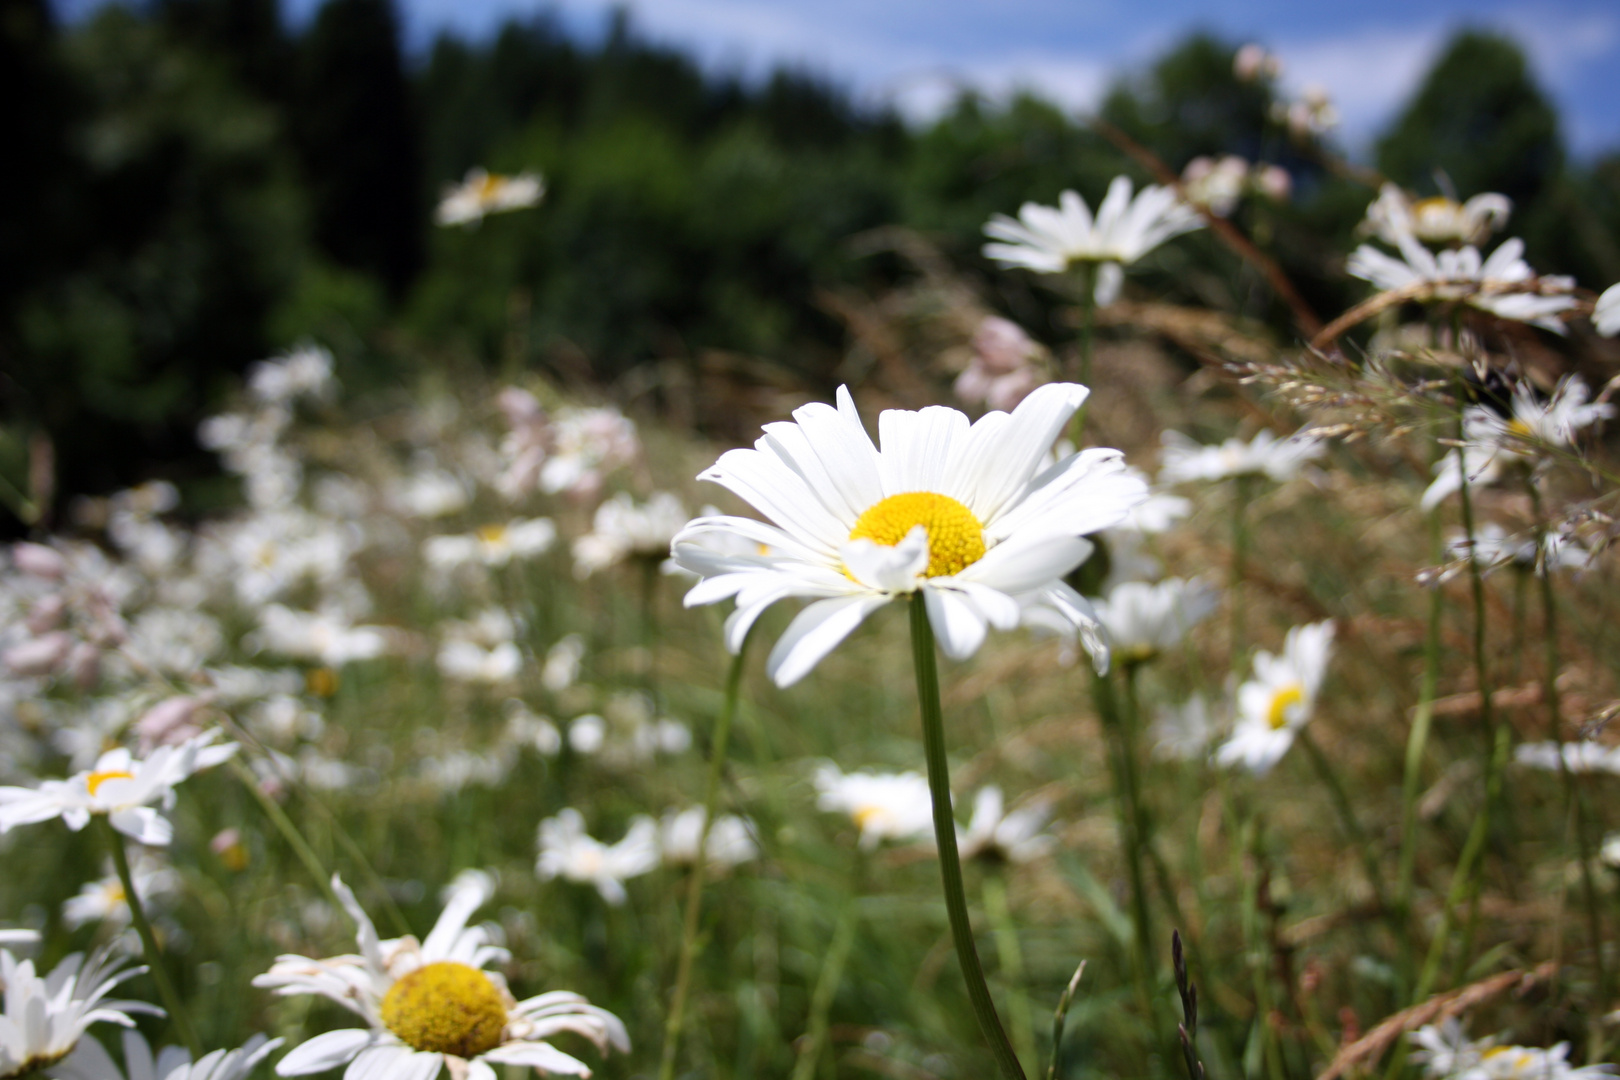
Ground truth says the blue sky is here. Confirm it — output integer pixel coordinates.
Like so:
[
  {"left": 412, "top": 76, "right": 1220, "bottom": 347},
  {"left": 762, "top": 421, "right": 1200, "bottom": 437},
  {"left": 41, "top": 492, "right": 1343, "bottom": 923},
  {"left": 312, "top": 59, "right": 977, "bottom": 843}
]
[{"left": 60, "top": 0, "right": 1620, "bottom": 157}]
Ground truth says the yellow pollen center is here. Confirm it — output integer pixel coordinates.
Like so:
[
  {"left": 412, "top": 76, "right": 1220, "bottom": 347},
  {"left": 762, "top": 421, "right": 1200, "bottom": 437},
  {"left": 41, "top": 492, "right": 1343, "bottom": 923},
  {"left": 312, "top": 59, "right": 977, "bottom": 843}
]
[
  {"left": 477, "top": 524, "right": 508, "bottom": 545},
  {"left": 380, "top": 961, "right": 507, "bottom": 1059},
  {"left": 852, "top": 806, "right": 885, "bottom": 829},
  {"left": 86, "top": 770, "right": 134, "bottom": 797},
  {"left": 1266, "top": 685, "right": 1305, "bottom": 730},
  {"left": 1507, "top": 418, "right": 1533, "bottom": 438},
  {"left": 1412, "top": 196, "right": 1458, "bottom": 216},
  {"left": 478, "top": 173, "right": 504, "bottom": 200},
  {"left": 848, "top": 492, "right": 986, "bottom": 579}
]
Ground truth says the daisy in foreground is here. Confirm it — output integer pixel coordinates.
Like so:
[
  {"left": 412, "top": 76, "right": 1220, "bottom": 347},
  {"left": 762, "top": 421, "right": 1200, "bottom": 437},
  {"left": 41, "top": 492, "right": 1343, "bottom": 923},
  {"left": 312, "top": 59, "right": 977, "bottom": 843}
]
[
  {"left": 670, "top": 383, "right": 1147, "bottom": 685},
  {"left": 0, "top": 946, "right": 157, "bottom": 1079},
  {"left": 254, "top": 873, "right": 628, "bottom": 1079}
]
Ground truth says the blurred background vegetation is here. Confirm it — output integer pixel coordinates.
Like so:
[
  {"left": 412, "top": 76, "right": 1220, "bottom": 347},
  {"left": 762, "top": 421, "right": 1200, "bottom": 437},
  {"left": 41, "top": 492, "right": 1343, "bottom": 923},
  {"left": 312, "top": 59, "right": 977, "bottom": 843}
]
[{"left": 3, "top": 0, "right": 1619, "bottom": 510}]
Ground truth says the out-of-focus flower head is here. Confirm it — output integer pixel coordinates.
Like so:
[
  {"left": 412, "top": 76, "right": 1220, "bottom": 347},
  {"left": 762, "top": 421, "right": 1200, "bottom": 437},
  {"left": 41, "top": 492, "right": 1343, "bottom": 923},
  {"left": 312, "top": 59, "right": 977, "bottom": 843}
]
[
  {"left": 1233, "top": 43, "right": 1281, "bottom": 82},
  {"left": 1514, "top": 740, "right": 1620, "bottom": 775},
  {"left": 247, "top": 346, "right": 335, "bottom": 406},
  {"left": 1216, "top": 621, "right": 1335, "bottom": 775},
  {"left": 1151, "top": 695, "right": 1224, "bottom": 762},
  {"left": 252, "top": 604, "right": 390, "bottom": 667},
  {"left": 1274, "top": 85, "right": 1338, "bottom": 138},
  {"left": 55, "top": 1030, "right": 283, "bottom": 1080},
  {"left": 1596, "top": 282, "right": 1620, "bottom": 337},
  {"left": 536, "top": 808, "right": 660, "bottom": 905},
  {"left": 954, "top": 316, "right": 1047, "bottom": 413},
  {"left": 62, "top": 851, "right": 180, "bottom": 930},
  {"left": 983, "top": 177, "right": 1204, "bottom": 305},
  {"left": 956, "top": 786, "right": 1055, "bottom": 864},
  {"left": 435, "top": 167, "right": 545, "bottom": 227},
  {"left": 1095, "top": 577, "right": 1220, "bottom": 665},
  {"left": 0, "top": 946, "right": 158, "bottom": 1078},
  {"left": 424, "top": 518, "right": 557, "bottom": 572},
  {"left": 1363, "top": 183, "right": 1512, "bottom": 247},
  {"left": 657, "top": 807, "right": 759, "bottom": 869},
  {"left": 572, "top": 492, "right": 688, "bottom": 578},
  {"left": 1159, "top": 428, "right": 1324, "bottom": 485},
  {"left": 813, "top": 763, "right": 933, "bottom": 849}
]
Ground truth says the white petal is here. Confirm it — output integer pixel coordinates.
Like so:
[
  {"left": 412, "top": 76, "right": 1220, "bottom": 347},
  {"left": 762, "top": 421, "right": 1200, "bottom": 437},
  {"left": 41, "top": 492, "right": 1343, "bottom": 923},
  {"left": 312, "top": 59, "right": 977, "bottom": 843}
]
[
  {"left": 277, "top": 1029, "right": 375, "bottom": 1075},
  {"left": 484, "top": 1041, "right": 596, "bottom": 1076},
  {"left": 840, "top": 529, "right": 928, "bottom": 592},
  {"left": 877, "top": 405, "right": 969, "bottom": 495},
  {"left": 923, "top": 587, "right": 989, "bottom": 659},
  {"left": 766, "top": 595, "right": 889, "bottom": 687},
  {"left": 110, "top": 807, "right": 172, "bottom": 847}
]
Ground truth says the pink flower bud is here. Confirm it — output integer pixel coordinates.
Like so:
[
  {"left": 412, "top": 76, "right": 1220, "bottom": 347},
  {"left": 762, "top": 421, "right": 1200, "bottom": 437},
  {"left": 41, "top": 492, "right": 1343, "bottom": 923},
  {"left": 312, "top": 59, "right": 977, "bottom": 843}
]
[
  {"left": 972, "top": 316, "right": 1037, "bottom": 375},
  {"left": 136, "top": 695, "right": 211, "bottom": 751},
  {"left": 11, "top": 543, "right": 66, "bottom": 580},
  {"left": 25, "top": 595, "right": 67, "bottom": 635},
  {"left": 67, "top": 642, "right": 101, "bottom": 689},
  {"left": 3, "top": 632, "right": 74, "bottom": 676}
]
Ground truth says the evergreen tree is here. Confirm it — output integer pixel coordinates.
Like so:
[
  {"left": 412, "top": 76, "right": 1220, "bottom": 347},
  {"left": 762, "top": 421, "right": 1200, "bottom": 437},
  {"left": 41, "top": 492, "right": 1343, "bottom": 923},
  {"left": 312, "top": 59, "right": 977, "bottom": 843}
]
[
  {"left": 159, "top": 0, "right": 290, "bottom": 102},
  {"left": 292, "top": 0, "right": 423, "bottom": 296}
]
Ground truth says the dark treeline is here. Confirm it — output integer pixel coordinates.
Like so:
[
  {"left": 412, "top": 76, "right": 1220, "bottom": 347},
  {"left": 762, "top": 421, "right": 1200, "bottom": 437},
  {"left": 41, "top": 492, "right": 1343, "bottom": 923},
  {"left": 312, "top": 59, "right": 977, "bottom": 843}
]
[{"left": 3, "top": 0, "right": 1618, "bottom": 507}]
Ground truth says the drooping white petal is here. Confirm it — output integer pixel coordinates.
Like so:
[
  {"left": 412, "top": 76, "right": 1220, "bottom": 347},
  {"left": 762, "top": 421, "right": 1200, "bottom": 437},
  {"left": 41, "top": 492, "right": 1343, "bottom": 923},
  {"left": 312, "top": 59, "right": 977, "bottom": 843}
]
[{"left": 766, "top": 595, "right": 890, "bottom": 687}]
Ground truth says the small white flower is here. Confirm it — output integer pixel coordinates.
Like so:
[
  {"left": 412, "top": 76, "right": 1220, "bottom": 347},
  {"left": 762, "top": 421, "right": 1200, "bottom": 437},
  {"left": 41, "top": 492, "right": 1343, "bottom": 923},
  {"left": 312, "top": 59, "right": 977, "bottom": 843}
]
[
  {"left": 956, "top": 786, "right": 1055, "bottom": 863},
  {"left": 437, "top": 641, "right": 524, "bottom": 685},
  {"left": 1347, "top": 225, "right": 1577, "bottom": 332},
  {"left": 567, "top": 715, "right": 606, "bottom": 755},
  {"left": 55, "top": 1030, "right": 283, "bottom": 1080},
  {"left": 983, "top": 177, "right": 1203, "bottom": 303},
  {"left": 813, "top": 764, "right": 934, "bottom": 850},
  {"left": 1216, "top": 621, "right": 1334, "bottom": 775},
  {"left": 0, "top": 732, "right": 237, "bottom": 846},
  {"left": 63, "top": 852, "right": 179, "bottom": 930},
  {"left": 425, "top": 519, "right": 557, "bottom": 570},
  {"left": 1362, "top": 183, "right": 1512, "bottom": 247},
  {"left": 0, "top": 946, "right": 158, "bottom": 1078},
  {"left": 391, "top": 469, "right": 469, "bottom": 519},
  {"left": 1180, "top": 155, "right": 1251, "bottom": 217},
  {"left": 658, "top": 807, "right": 759, "bottom": 869},
  {"left": 571, "top": 492, "right": 688, "bottom": 578},
  {"left": 254, "top": 605, "right": 389, "bottom": 667},
  {"left": 1151, "top": 695, "right": 1222, "bottom": 762},
  {"left": 1597, "top": 283, "right": 1620, "bottom": 337},
  {"left": 1444, "top": 523, "right": 1591, "bottom": 578},
  {"left": 540, "top": 635, "right": 585, "bottom": 692},
  {"left": 436, "top": 168, "right": 544, "bottom": 227},
  {"left": 248, "top": 346, "right": 334, "bottom": 406},
  {"left": 1095, "top": 578, "right": 1219, "bottom": 664},
  {"left": 1159, "top": 428, "right": 1323, "bottom": 485},
  {"left": 536, "top": 809, "right": 660, "bottom": 906},
  {"left": 257, "top": 872, "right": 627, "bottom": 1079},
  {"left": 1602, "top": 832, "right": 1620, "bottom": 869}
]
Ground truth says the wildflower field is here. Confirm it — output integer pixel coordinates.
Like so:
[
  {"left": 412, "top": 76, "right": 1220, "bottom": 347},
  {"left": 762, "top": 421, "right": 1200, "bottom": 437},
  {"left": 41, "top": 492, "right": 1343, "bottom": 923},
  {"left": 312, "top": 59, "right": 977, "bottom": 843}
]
[{"left": 3, "top": 11, "right": 1620, "bottom": 1080}]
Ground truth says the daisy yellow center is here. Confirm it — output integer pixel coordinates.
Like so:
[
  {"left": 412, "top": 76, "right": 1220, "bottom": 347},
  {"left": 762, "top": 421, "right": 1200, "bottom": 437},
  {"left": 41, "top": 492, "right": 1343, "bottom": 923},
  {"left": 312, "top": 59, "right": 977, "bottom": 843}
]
[
  {"left": 478, "top": 173, "right": 504, "bottom": 200},
  {"left": 1507, "top": 418, "right": 1533, "bottom": 438},
  {"left": 852, "top": 806, "right": 885, "bottom": 829},
  {"left": 1266, "top": 684, "right": 1305, "bottom": 730},
  {"left": 86, "top": 770, "right": 134, "bottom": 796},
  {"left": 848, "top": 492, "right": 986, "bottom": 578},
  {"left": 380, "top": 961, "right": 507, "bottom": 1059},
  {"left": 477, "top": 524, "right": 508, "bottom": 545},
  {"left": 1412, "top": 196, "right": 1458, "bottom": 217}
]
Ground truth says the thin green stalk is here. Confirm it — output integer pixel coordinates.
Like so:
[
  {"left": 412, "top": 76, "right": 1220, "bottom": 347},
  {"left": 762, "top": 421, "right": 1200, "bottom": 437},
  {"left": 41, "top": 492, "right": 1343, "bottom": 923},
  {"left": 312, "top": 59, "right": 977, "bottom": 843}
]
[
  {"left": 1092, "top": 668, "right": 1155, "bottom": 1018},
  {"left": 1395, "top": 513, "right": 1444, "bottom": 995},
  {"left": 984, "top": 875, "right": 1037, "bottom": 1070},
  {"left": 228, "top": 757, "right": 344, "bottom": 914},
  {"left": 1298, "top": 728, "right": 1390, "bottom": 916},
  {"left": 659, "top": 632, "right": 754, "bottom": 1080},
  {"left": 1047, "top": 960, "right": 1087, "bottom": 1080},
  {"left": 1231, "top": 475, "right": 1254, "bottom": 664},
  {"left": 101, "top": 819, "right": 203, "bottom": 1059},
  {"left": 1529, "top": 484, "right": 1609, "bottom": 1061},
  {"left": 910, "top": 595, "right": 1027, "bottom": 1080},
  {"left": 1238, "top": 813, "right": 1286, "bottom": 1080},
  {"left": 790, "top": 901, "right": 857, "bottom": 1080}
]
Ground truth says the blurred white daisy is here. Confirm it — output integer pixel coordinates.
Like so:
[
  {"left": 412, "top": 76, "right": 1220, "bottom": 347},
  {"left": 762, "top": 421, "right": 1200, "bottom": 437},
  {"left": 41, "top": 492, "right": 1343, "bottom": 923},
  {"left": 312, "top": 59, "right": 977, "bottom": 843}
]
[
  {"left": 1151, "top": 695, "right": 1223, "bottom": 762},
  {"left": 1347, "top": 227, "right": 1577, "bottom": 333},
  {"left": 425, "top": 519, "right": 557, "bottom": 571},
  {"left": 254, "top": 605, "right": 389, "bottom": 667},
  {"left": 1180, "top": 155, "right": 1250, "bottom": 217},
  {"left": 539, "top": 408, "right": 641, "bottom": 501},
  {"left": 1094, "top": 578, "right": 1219, "bottom": 665},
  {"left": 0, "top": 946, "right": 157, "bottom": 1078},
  {"left": 1215, "top": 621, "right": 1334, "bottom": 775},
  {"left": 1603, "top": 832, "right": 1620, "bottom": 869},
  {"left": 1158, "top": 428, "right": 1323, "bottom": 485},
  {"left": 437, "top": 640, "right": 523, "bottom": 685},
  {"left": 55, "top": 1030, "right": 282, "bottom": 1080},
  {"left": 955, "top": 786, "right": 1055, "bottom": 864},
  {"left": 248, "top": 346, "right": 335, "bottom": 406},
  {"left": 982, "top": 177, "right": 1203, "bottom": 304},
  {"left": 954, "top": 316, "right": 1045, "bottom": 413},
  {"left": 535, "top": 809, "right": 659, "bottom": 906},
  {"left": 435, "top": 168, "right": 544, "bottom": 227},
  {"left": 258, "top": 872, "right": 627, "bottom": 1079},
  {"left": 391, "top": 469, "right": 469, "bottom": 519},
  {"left": 1597, "top": 283, "right": 1620, "bottom": 337},
  {"left": 571, "top": 492, "right": 687, "bottom": 579},
  {"left": 657, "top": 807, "right": 759, "bottom": 869},
  {"left": 1443, "top": 523, "right": 1591, "bottom": 578},
  {"left": 63, "top": 851, "right": 179, "bottom": 930},
  {"left": 813, "top": 764, "right": 933, "bottom": 850},
  {"left": 1362, "top": 183, "right": 1512, "bottom": 247},
  {"left": 671, "top": 383, "right": 1145, "bottom": 685},
  {"left": 540, "top": 634, "right": 585, "bottom": 692},
  {"left": 0, "top": 731, "right": 237, "bottom": 846}
]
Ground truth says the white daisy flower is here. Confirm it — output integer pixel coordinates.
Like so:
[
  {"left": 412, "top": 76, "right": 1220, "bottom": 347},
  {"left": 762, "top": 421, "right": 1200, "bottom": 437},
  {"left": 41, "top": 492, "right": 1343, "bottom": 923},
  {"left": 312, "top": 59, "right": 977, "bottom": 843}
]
[
  {"left": 0, "top": 731, "right": 237, "bottom": 846},
  {"left": 435, "top": 168, "right": 544, "bottom": 227},
  {"left": 248, "top": 346, "right": 335, "bottom": 406},
  {"left": 54, "top": 1030, "right": 282, "bottom": 1080},
  {"left": 1597, "top": 283, "right": 1620, "bottom": 337},
  {"left": 671, "top": 383, "right": 1146, "bottom": 686},
  {"left": 982, "top": 177, "right": 1203, "bottom": 304},
  {"left": 1362, "top": 183, "right": 1512, "bottom": 247},
  {"left": 813, "top": 764, "right": 934, "bottom": 850},
  {"left": 1513, "top": 741, "right": 1620, "bottom": 775},
  {"left": 392, "top": 469, "right": 470, "bottom": 520},
  {"left": 1410, "top": 1019, "right": 1491, "bottom": 1078},
  {"left": 425, "top": 519, "right": 557, "bottom": 571},
  {"left": 1094, "top": 578, "right": 1219, "bottom": 665},
  {"left": 1158, "top": 428, "right": 1323, "bottom": 485},
  {"left": 437, "top": 641, "right": 524, "bottom": 685},
  {"left": 657, "top": 807, "right": 759, "bottom": 869},
  {"left": 955, "top": 786, "right": 1055, "bottom": 864},
  {"left": 535, "top": 809, "right": 659, "bottom": 906},
  {"left": 254, "top": 605, "right": 389, "bottom": 668},
  {"left": 1443, "top": 523, "right": 1591, "bottom": 578},
  {"left": 63, "top": 852, "right": 180, "bottom": 930},
  {"left": 571, "top": 492, "right": 688, "bottom": 579},
  {"left": 1347, "top": 226, "right": 1577, "bottom": 333},
  {"left": 540, "top": 635, "right": 585, "bottom": 693},
  {"left": 0, "top": 946, "right": 158, "bottom": 1078},
  {"left": 256, "top": 873, "right": 627, "bottom": 1080},
  {"left": 1215, "top": 621, "right": 1334, "bottom": 775}
]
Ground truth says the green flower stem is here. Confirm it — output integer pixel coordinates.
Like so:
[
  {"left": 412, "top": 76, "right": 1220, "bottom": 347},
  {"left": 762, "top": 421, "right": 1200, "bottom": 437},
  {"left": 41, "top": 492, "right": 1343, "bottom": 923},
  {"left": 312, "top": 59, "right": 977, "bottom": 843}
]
[
  {"left": 983, "top": 874, "right": 1037, "bottom": 1070},
  {"left": 789, "top": 894, "right": 858, "bottom": 1080},
  {"left": 1237, "top": 810, "right": 1286, "bottom": 1080},
  {"left": 1395, "top": 513, "right": 1444, "bottom": 995},
  {"left": 1230, "top": 475, "right": 1255, "bottom": 664},
  {"left": 1297, "top": 728, "right": 1390, "bottom": 917},
  {"left": 1093, "top": 667, "right": 1155, "bottom": 1016},
  {"left": 100, "top": 818, "right": 203, "bottom": 1060},
  {"left": 1047, "top": 960, "right": 1087, "bottom": 1080},
  {"left": 658, "top": 631, "right": 754, "bottom": 1080},
  {"left": 1528, "top": 483, "right": 1609, "bottom": 1061},
  {"left": 227, "top": 757, "right": 344, "bottom": 914},
  {"left": 910, "top": 594, "right": 1028, "bottom": 1080}
]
